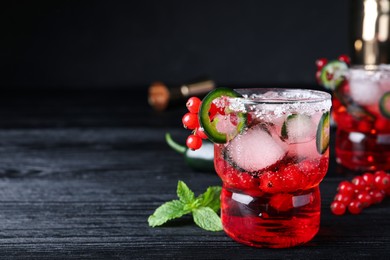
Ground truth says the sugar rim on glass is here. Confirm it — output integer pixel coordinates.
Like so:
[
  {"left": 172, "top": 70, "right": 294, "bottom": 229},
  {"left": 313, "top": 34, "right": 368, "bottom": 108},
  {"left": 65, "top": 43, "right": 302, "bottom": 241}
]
[
  {"left": 225, "top": 88, "right": 332, "bottom": 119},
  {"left": 348, "top": 64, "right": 390, "bottom": 81}
]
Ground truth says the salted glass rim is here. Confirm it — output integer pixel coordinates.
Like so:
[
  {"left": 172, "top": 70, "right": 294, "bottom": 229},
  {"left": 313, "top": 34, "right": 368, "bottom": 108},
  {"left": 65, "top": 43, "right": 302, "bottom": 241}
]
[
  {"left": 348, "top": 64, "right": 390, "bottom": 80},
  {"left": 231, "top": 88, "right": 331, "bottom": 105},
  {"left": 349, "top": 64, "right": 390, "bottom": 72}
]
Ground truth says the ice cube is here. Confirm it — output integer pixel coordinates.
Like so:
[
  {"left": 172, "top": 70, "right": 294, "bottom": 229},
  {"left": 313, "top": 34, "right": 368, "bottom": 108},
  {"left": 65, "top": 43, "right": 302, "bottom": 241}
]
[
  {"left": 349, "top": 79, "right": 382, "bottom": 105},
  {"left": 379, "top": 78, "right": 390, "bottom": 92},
  {"left": 287, "top": 138, "right": 318, "bottom": 159},
  {"left": 282, "top": 114, "right": 316, "bottom": 144},
  {"left": 227, "top": 125, "right": 286, "bottom": 172},
  {"left": 215, "top": 114, "right": 237, "bottom": 135}
]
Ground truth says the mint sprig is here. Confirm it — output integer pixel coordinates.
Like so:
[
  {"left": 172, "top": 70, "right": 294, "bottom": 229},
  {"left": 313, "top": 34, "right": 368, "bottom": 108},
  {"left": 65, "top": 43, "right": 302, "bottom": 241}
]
[{"left": 148, "top": 180, "right": 222, "bottom": 231}]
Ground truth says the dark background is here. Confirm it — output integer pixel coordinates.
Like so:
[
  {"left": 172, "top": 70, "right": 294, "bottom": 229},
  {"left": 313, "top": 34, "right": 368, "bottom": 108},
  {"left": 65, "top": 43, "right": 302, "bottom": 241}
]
[{"left": 1, "top": 0, "right": 349, "bottom": 89}]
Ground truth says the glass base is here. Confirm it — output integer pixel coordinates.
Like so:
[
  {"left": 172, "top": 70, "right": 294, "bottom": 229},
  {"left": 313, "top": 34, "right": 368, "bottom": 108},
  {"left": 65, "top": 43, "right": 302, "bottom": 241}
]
[{"left": 221, "top": 186, "right": 321, "bottom": 248}]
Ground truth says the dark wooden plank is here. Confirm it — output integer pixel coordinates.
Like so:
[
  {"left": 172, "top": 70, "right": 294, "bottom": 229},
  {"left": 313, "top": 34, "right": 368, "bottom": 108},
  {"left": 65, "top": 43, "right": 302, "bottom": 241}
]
[
  {"left": 0, "top": 88, "right": 386, "bottom": 258},
  {"left": 0, "top": 126, "right": 387, "bottom": 259}
]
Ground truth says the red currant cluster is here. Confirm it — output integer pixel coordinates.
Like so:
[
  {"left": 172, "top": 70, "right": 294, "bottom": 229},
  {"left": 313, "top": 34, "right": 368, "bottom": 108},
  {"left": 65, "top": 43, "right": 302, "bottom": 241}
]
[
  {"left": 182, "top": 97, "right": 208, "bottom": 150},
  {"left": 330, "top": 171, "right": 390, "bottom": 215},
  {"left": 315, "top": 54, "right": 350, "bottom": 83}
]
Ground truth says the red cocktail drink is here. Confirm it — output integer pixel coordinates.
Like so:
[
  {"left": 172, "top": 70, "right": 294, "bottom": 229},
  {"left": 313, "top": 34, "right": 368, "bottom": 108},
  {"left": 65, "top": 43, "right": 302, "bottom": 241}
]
[
  {"left": 212, "top": 88, "right": 331, "bottom": 248},
  {"left": 332, "top": 66, "right": 390, "bottom": 171},
  {"left": 317, "top": 59, "right": 390, "bottom": 171}
]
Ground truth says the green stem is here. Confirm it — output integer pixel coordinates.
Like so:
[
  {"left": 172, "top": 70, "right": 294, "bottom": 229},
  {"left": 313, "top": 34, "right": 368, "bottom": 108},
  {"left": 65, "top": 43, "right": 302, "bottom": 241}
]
[{"left": 165, "top": 133, "right": 186, "bottom": 154}]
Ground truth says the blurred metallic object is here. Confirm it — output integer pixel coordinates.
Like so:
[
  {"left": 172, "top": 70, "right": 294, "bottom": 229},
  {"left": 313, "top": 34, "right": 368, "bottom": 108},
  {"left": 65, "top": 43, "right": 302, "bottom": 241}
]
[
  {"left": 351, "top": 0, "right": 390, "bottom": 65},
  {"left": 148, "top": 79, "right": 215, "bottom": 111}
]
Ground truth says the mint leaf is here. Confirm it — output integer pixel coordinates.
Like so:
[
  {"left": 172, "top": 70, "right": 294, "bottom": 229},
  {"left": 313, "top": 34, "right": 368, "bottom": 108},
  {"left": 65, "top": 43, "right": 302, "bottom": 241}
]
[
  {"left": 177, "top": 180, "right": 195, "bottom": 204},
  {"left": 197, "top": 186, "right": 221, "bottom": 212},
  {"left": 193, "top": 207, "right": 223, "bottom": 231},
  {"left": 148, "top": 180, "right": 223, "bottom": 232},
  {"left": 148, "top": 200, "right": 190, "bottom": 227}
]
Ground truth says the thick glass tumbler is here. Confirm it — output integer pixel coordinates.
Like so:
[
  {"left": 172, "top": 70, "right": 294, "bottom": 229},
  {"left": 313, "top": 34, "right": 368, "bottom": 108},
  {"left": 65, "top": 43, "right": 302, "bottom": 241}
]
[{"left": 213, "top": 88, "right": 332, "bottom": 248}]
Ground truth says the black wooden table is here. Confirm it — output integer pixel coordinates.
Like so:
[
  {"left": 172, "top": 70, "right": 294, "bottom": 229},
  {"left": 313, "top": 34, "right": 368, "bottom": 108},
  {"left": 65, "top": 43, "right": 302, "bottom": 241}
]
[{"left": 0, "top": 88, "right": 388, "bottom": 259}]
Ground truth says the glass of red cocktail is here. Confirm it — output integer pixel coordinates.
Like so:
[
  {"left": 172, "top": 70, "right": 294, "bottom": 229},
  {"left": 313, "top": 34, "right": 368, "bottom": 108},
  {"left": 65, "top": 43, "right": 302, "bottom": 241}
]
[
  {"left": 332, "top": 66, "right": 390, "bottom": 171},
  {"left": 317, "top": 57, "right": 390, "bottom": 171},
  {"left": 207, "top": 88, "right": 331, "bottom": 248}
]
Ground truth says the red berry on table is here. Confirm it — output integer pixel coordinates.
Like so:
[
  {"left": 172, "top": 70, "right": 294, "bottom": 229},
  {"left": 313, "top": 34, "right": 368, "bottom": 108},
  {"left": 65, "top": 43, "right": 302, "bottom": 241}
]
[
  {"left": 337, "top": 181, "right": 354, "bottom": 196},
  {"left": 195, "top": 127, "right": 208, "bottom": 139},
  {"left": 338, "top": 54, "right": 351, "bottom": 65},
  {"left": 186, "top": 134, "right": 202, "bottom": 150},
  {"left": 356, "top": 191, "right": 373, "bottom": 208},
  {"left": 384, "top": 186, "right": 390, "bottom": 196},
  {"left": 334, "top": 193, "right": 352, "bottom": 205},
  {"left": 315, "top": 58, "right": 328, "bottom": 70},
  {"left": 348, "top": 200, "right": 363, "bottom": 215},
  {"left": 351, "top": 176, "right": 367, "bottom": 192},
  {"left": 186, "top": 97, "right": 201, "bottom": 114},
  {"left": 330, "top": 201, "right": 346, "bottom": 216},
  {"left": 373, "top": 171, "right": 390, "bottom": 191},
  {"left": 374, "top": 170, "right": 388, "bottom": 176},
  {"left": 182, "top": 112, "right": 199, "bottom": 130},
  {"left": 369, "top": 190, "right": 385, "bottom": 204},
  {"left": 362, "top": 172, "right": 375, "bottom": 190},
  {"left": 332, "top": 171, "right": 389, "bottom": 216}
]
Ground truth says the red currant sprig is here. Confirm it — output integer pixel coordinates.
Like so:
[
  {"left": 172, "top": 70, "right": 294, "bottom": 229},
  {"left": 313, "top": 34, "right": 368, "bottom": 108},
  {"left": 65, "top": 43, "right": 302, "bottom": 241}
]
[
  {"left": 315, "top": 58, "right": 328, "bottom": 70},
  {"left": 330, "top": 170, "right": 390, "bottom": 216},
  {"left": 182, "top": 97, "right": 208, "bottom": 150},
  {"left": 315, "top": 54, "right": 350, "bottom": 84}
]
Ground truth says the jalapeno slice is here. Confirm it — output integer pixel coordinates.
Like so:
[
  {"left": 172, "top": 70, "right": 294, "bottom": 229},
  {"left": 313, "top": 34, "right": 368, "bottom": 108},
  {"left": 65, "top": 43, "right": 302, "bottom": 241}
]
[
  {"left": 316, "top": 111, "right": 330, "bottom": 154},
  {"left": 379, "top": 91, "right": 390, "bottom": 119},
  {"left": 198, "top": 88, "right": 246, "bottom": 143}
]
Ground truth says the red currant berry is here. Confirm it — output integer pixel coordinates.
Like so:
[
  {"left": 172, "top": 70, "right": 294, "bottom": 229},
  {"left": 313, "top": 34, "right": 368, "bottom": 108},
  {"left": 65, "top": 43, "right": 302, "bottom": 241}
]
[
  {"left": 186, "top": 97, "right": 201, "bottom": 114},
  {"left": 182, "top": 112, "right": 199, "bottom": 130},
  {"left": 374, "top": 171, "right": 388, "bottom": 180},
  {"left": 208, "top": 103, "right": 218, "bottom": 121},
  {"left": 195, "top": 127, "right": 208, "bottom": 139},
  {"left": 374, "top": 171, "right": 390, "bottom": 191},
  {"left": 315, "top": 70, "right": 322, "bottom": 83},
  {"left": 258, "top": 166, "right": 304, "bottom": 194},
  {"left": 337, "top": 181, "right": 354, "bottom": 196},
  {"left": 215, "top": 101, "right": 226, "bottom": 115},
  {"left": 186, "top": 134, "right": 202, "bottom": 150},
  {"left": 369, "top": 190, "right": 385, "bottom": 204},
  {"left": 384, "top": 185, "right": 390, "bottom": 196},
  {"left": 348, "top": 200, "right": 363, "bottom": 215},
  {"left": 351, "top": 176, "right": 367, "bottom": 192},
  {"left": 356, "top": 191, "right": 373, "bottom": 208},
  {"left": 315, "top": 58, "right": 328, "bottom": 70},
  {"left": 362, "top": 172, "right": 375, "bottom": 191},
  {"left": 330, "top": 201, "right": 346, "bottom": 216},
  {"left": 338, "top": 54, "right": 351, "bottom": 65},
  {"left": 333, "top": 193, "right": 352, "bottom": 206},
  {"left": 269, "top": 193, "right": 294, "bottom": 212}
]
